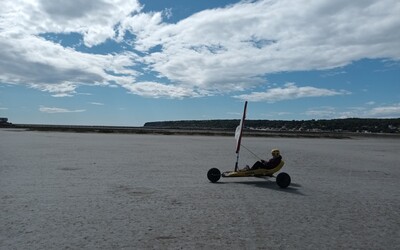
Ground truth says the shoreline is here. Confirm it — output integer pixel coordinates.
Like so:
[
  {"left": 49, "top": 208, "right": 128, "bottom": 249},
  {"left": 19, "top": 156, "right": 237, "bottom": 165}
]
[{"left": 2, "top": 124, "right": 399, "bottom": 139}]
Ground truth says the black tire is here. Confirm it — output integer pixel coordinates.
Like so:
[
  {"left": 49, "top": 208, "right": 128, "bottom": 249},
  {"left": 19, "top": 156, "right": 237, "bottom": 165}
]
[
  {"left": 207, "top": 168, "right": 221, "bottom": 183},
  {"left": 276, "top": 172, "right": 291, "bottom": 188}
]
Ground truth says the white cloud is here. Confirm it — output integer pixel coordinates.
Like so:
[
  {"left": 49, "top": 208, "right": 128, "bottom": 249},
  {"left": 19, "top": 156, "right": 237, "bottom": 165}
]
[
  {"left": 4, "top": 0, "right": 142, "bottom": 47},
  {"left": 234, "top": 83, "right": 350, "bottom": 102},
  {"left": 0, "top": 0, "right": 140, "bottom": 96},
  {"left": 305, "top": 107, "right": 337, "bottom": 118},
  {"left": 135, "top": 0, "right": 400, "bottom": 93},
  {"left": 0, "top": 0, "right": 399, "bottom": 99},
  {"left": 304, "top": 103, "right": 400, "bottom": 119},
  {"left": 39, "top": 106, "right": 85, "bottom": 113},
  {"left": 30, "top": 82, "right": 77, "bottom": 97},
  {"left": 321, "top": 70, "right": 347, "bottom": 78},
  {"left": 0, "top": 34, "right": 138, "bottom": 96},
  {"left": 368, "top": 104, "right": 400, "bottom": 117},
  {"left": 89, "top": 102, "right": 104, "bottom": 106},
  {"left": 122, "top": 81, "right": 201, "bottom": 99},
  {"left": 277, "top": 112, "right": 292, "bottom": 116}
]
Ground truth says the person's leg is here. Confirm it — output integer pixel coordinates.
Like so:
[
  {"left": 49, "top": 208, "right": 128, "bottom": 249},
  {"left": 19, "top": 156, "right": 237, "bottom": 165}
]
[{"left": 251, "top": 161, "right": 264, "bottom": 170}]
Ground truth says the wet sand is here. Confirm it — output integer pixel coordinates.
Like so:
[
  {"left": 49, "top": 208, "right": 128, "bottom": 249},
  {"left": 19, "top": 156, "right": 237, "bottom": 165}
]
[{"left": 1, "top": 129, "right": 399, "bottom": 249}]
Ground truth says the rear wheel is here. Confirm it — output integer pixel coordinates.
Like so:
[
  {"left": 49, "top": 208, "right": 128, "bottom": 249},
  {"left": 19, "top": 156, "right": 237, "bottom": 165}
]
[
  {"left": 276, "top": 172, "right": 291, "bottom": 188},
  {"left": 207, "top": 168, "right": 221, "bottom": 183}
]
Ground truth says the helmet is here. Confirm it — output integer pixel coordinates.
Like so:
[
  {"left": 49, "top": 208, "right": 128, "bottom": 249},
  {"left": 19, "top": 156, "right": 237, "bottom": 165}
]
[{"left": 271, "top": 149, "right": 280, "bottom": 157}]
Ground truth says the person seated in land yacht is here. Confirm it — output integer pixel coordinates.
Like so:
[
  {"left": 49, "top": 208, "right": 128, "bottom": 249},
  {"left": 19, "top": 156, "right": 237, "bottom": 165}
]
[{"left": 241, "top": 149, "right": 282, "bottom": 171}]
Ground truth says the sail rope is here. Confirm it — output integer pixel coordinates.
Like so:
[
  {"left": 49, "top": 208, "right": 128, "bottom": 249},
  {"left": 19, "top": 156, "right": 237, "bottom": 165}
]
[{"left": 240, "top": 144, "right": 262, "bottom": 160}]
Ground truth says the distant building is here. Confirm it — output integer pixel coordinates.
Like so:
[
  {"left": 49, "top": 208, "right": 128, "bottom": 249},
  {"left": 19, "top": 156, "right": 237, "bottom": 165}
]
[{"left": 0, "top": 117, "right": 12, "bottom": 126}]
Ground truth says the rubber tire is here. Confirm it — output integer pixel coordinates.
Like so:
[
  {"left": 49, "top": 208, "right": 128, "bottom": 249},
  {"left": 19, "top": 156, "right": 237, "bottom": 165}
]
[
  {"left": 207, "top": 168, "right": 221, "bottom": 183},
  {"left": 276, "top": 172, "right": 291, "bottom": 188}
]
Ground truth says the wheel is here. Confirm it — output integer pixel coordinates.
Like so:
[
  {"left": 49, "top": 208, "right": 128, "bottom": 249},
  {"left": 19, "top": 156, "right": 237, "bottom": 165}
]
[
  {"left": 207, "top": 168, "right": 221, "bottom": 183},
  {"left": 276, "top": 172, "right": 291, "bottom": 188}
]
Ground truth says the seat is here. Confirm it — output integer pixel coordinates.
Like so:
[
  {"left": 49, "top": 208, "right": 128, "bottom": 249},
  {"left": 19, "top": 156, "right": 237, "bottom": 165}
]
[{"left": 222, "top": 160, "right": 285, "bottom": 177}]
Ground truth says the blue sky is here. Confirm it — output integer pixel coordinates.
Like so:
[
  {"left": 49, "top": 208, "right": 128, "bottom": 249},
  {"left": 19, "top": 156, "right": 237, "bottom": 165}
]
[{"left": 0, "top": 0, "right": 399, "bottom": 126}]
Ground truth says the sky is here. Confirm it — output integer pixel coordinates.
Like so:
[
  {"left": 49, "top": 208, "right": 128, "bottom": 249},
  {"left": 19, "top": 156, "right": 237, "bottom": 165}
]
[{"left": 0, "top": 0, "right": 399, "bottom": 126}]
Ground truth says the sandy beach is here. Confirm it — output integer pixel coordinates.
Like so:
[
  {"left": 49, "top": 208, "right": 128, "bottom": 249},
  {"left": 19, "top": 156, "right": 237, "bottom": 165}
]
[{"left": 1, "top": 129, "right": 399, "bottom": 249}]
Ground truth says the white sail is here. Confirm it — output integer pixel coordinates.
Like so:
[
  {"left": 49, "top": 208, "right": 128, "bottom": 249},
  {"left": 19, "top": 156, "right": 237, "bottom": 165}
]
[
  {"left": 235, "top": 119, "right": 244, "bottom": 153},
  {"left": 234, "top": 101, "right": 247, "bottom": 171},
  {"left": 235, "top": 124, "right": 242, "bottom": 145},
  {"left": 235, "top": 101, "right": 247, "bottom": 153}
]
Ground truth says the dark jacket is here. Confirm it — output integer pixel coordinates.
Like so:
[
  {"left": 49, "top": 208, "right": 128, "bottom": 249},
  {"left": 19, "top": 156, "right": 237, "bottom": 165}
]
[{"left": 251, "top": 155, "right": 282, "bottom": 170}]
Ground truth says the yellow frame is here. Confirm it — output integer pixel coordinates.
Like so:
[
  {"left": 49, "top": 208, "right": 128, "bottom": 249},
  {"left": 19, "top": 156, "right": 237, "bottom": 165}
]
[{"left": 222, "top": 160, "right": 285, "bottom": 177}]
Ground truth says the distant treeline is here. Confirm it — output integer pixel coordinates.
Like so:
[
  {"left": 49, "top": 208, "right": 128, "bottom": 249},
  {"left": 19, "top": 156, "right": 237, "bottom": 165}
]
[{"left": 144, "top": 118, "right": 400, "bottom": 133}]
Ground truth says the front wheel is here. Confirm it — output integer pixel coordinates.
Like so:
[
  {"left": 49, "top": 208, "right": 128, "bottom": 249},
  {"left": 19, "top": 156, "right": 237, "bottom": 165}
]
[
  {"left": 207, "top": 168, "right": 221, "bottom": 183},
  {"left": 276, "top": 172, "right": 291, "bottom": 188}
]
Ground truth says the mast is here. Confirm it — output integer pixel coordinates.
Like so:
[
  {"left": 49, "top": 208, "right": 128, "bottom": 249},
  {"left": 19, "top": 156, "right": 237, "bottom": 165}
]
[{"left": 234, "top": 101, "right": 248, "bottom": 171}]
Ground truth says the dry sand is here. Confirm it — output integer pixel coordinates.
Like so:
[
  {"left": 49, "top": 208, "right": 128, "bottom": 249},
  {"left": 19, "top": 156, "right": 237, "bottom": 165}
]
[{"left": 1, "top": 129, "right": 399, "bottom": 249}]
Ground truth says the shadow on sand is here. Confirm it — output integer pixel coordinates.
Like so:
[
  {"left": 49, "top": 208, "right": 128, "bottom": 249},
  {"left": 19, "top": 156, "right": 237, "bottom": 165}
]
[{"left": 221, "top": 179, "right": 305, "bottom": 196}]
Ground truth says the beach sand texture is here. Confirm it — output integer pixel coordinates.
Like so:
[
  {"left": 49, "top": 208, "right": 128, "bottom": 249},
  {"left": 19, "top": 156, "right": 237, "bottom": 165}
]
[{"left": 1, "top": 130, "right": 399, "bottom": 249}]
